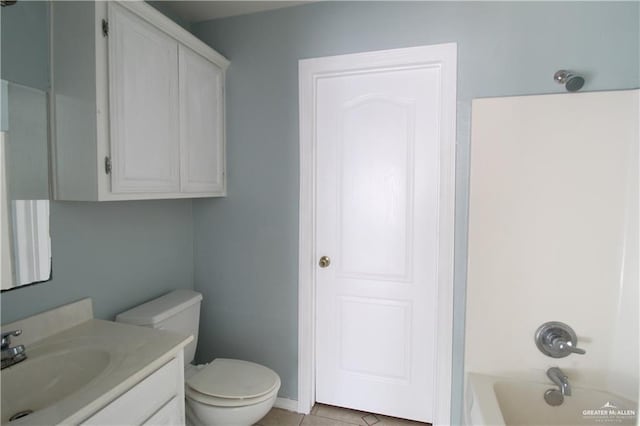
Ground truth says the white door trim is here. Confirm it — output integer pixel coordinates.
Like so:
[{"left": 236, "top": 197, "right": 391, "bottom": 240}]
[{"left": 298, "top": 43, "right": 457, "bottom": 425}]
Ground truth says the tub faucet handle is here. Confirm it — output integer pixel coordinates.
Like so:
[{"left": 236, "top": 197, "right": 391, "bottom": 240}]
[
  {"left": 535, "top": 322, "right": 586, "bottom": 358},
  {"left": 553, "top": 338, "right": 585, "bottom": 355}
]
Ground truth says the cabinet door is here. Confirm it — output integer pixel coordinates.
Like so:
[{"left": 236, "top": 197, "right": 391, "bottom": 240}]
[
  {"left": 81, "top": 358, "right": 179, "bottom": 425},
  {"left": 142, "top": 397, "right": 182, "bottom": 425},
  {"left": 108, "top": 4, "right": 180, "bottom": 194},
  {"left": 179, "top": 46, "right": 225, "bottom": 194}
]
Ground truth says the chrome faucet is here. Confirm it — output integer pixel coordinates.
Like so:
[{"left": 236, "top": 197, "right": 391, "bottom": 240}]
[
  {"left": 547, "top": 367, "right": 571, "bottom": 396},
  {"left": 535, "top": 322, "right": 586, "bottom": 358},
  {"left": 1, "top": 330, "right": 27, "bottom": 369}
]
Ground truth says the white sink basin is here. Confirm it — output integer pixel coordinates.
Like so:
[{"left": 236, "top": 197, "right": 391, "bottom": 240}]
[
  {"left": 0, "top": 305, "right": 191, "bottom": 426},
  {"left": 1, "top": 344, "right": 111, "bottom": 423}
]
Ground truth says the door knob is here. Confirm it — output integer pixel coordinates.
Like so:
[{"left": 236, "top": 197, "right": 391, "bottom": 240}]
[{"left": 319, "top": 256, "right": 331, "bottom": 268}]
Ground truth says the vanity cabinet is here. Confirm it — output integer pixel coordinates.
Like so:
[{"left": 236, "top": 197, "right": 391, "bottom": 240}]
[
  {"left": 51, "top": 2, "right": 228, "bottom": 201},
  {"left": 81, "top": 355, "right": 185, "bottom": 426}
]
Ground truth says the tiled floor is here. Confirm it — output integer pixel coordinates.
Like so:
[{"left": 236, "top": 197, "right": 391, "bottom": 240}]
[{"left": 255, "top": 404, "right": 431, "bottom": 426}]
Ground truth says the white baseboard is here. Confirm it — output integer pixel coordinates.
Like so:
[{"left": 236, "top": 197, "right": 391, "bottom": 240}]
[{"left": 274, "top": 397, "right": 300, "bottom": 412}]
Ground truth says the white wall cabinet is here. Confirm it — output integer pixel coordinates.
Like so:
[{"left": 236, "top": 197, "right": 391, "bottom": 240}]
[{"left": 51, "top": 2, "right": 229, "bottom": 201}]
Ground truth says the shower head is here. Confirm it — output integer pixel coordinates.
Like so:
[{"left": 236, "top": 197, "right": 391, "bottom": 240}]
[{"left": 554, "top": 70, "right": 585, "bottom": 92}]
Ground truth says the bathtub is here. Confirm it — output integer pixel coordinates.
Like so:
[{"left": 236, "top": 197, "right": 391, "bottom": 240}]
[{"left": 465, "top": 373, "right": 638, "bottom": 426}]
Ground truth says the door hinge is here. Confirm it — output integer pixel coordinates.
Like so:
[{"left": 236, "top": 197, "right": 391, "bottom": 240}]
[
  {"left": 102, "top": 19, "right": 109, "bottom": 37},
  {"left": 104, "top": 156, "right": 112, "bottom": 174}
]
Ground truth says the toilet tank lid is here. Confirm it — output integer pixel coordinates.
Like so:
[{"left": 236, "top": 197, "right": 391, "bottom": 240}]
[{"left": 116, "top": 289, "right": 203, "bottom": 326}]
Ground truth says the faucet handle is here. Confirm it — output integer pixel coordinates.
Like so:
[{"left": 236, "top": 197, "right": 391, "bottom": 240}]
[
  {"left": 1, "top": 330, "right": 22, "bottom": 349},
  {"left": 535, "top": 322, "right": 586, "bottom": 358},
  {"left": 554, "top": 339, "right": 586, "bottom": 355}
]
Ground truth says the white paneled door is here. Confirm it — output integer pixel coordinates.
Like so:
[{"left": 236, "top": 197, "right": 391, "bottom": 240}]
[{"left": 308, "top": 45, "right": 456, "bottom": 423}]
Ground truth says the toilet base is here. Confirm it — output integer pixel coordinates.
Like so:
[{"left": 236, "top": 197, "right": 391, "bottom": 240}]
[{"left": 185, "top": 392, "right": 277, "bottom": 426}]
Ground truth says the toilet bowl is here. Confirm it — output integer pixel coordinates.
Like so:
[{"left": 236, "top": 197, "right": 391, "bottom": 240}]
[
  {"left": 184, "top": 359, "right": 281, "bottom": 426},
  {"left": 116, "top": 290, "right": 281, "bottom": 426}
]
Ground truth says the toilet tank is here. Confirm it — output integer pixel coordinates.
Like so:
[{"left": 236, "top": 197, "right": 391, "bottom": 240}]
[{"left": 116, "top": 289, "right": 203, "bottom": 366}]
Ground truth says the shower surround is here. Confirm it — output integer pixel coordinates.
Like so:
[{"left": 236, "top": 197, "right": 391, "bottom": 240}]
[{"left": 464, "top": 90, "right": 639, "bottom": 403}]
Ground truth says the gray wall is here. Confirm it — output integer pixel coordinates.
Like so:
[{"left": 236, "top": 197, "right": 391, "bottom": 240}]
[
  {"left": 190, "top": 1, "right": 639, "bottom": 421},
  {"left": 1, "top": 2, "right": 195, "bottom": 324}
]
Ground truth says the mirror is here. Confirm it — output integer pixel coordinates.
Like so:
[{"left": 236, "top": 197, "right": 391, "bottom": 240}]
[{"left": 1, "top": 0, "right": 52, "bottom": 290}]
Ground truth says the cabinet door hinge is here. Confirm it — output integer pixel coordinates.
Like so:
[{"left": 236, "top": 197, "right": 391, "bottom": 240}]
[
  {"left": 102, "top": 19, "right": 109, "bottom": 37},
  {"left": 105, "top": 156, "right": 112, "bottom": 174}
]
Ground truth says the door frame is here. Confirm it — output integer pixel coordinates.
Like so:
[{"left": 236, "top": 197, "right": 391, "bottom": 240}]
[{"left": 297, "top": 43, "right": 457, "bottom": 425}]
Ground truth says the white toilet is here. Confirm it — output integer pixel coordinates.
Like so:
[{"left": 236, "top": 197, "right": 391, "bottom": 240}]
[{"left": 116, "top": 290, "right": 281, "bottom": 426}]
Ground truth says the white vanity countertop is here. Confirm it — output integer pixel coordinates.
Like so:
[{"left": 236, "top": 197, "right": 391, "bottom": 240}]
[{"left": 4, "top": 318, "right": 192, "bottom": 426}]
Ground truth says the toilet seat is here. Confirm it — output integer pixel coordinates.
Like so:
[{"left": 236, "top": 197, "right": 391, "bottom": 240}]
[
  {"left": 185, "top": 359, "right": 280, "bottom": 408},
  {"left": 186, "top": 385, "right": 277, "bottom": 408}
]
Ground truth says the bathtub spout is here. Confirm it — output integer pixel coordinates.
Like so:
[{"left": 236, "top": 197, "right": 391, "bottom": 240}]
[{"left": 547, "top": 367, "right": 571, "bottom": 396}]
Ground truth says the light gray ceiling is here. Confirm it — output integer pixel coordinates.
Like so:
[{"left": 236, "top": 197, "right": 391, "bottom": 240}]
[{"left": 158, "top": 1, "right": 312, "bottom": 23}]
